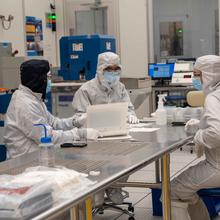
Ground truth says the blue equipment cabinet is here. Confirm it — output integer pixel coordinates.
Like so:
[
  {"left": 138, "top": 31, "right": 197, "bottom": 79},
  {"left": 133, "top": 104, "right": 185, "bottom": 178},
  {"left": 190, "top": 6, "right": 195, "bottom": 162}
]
[
  {"left": 0, "top": 93, "right": 12, "bottom": 162},
  {"left": 59, "top": 34, "right": 116, "bottom": 80}
]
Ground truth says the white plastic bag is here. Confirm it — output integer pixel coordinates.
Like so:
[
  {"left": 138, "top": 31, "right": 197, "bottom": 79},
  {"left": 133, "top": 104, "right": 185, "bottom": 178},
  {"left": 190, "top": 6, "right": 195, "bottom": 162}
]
[
  {"left": 0, "top": 175, "right": 53, "bottom": 220},
  {"left": 0, "top": 166, "right": 95, "bottom": 219},
  {"left": 23, "top": 166, "right": 95, "bottom": 200}
]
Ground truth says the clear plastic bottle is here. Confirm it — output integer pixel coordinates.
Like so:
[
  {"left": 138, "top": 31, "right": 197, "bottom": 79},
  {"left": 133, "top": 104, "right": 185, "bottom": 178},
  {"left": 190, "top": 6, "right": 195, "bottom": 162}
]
[
  {"left": 156, "top": 94, "right": 167, "bottom": 125},
  {"left": 34, "top": 124, "right": 55, "bottom": 167},
  {"left": 39, "top": 138, "right": 55, "bottom": 167}
]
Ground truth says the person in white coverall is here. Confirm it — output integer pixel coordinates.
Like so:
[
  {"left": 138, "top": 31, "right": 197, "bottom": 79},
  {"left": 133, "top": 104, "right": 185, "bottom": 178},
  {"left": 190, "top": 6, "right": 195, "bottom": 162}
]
[
  {"left": 72, "top": 51, "right": 139, "bottom": 127},
  {"left": 170, "top": 55, "right": 220, "bottom": 220},
  {"left": 4, "top": 59, "right": 100, "bottom": 159},
  {"left": 72, "top": 52, "right": 137, "bottom": 206}
]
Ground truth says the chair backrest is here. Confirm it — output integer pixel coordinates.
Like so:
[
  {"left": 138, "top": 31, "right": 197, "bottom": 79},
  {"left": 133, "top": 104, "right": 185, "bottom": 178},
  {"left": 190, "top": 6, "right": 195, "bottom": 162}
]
[{"left": 187, "top": 91, "right": 205, "bottom": 107}]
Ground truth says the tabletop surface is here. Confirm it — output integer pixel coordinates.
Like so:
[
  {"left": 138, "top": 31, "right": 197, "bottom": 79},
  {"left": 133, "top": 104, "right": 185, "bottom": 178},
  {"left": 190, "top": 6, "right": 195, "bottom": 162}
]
[{"left": 0, "top": 125, "right": 192, "bottom": 220}]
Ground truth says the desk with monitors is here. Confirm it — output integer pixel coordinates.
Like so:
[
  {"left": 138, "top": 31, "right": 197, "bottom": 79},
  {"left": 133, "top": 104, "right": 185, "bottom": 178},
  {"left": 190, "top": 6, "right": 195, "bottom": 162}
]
[{"left": 148, "top": 62, "right": 195, "bottom": 112}]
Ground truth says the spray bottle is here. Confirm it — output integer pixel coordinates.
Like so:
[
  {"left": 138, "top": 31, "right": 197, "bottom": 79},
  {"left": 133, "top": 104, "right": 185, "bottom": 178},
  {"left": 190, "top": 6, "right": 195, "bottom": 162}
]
[
  {"left": 156, "top": 94, "right": 167, "bottom": 125},
  {"left": 34, "top": 124, "right": 55, "bottom": 167}
]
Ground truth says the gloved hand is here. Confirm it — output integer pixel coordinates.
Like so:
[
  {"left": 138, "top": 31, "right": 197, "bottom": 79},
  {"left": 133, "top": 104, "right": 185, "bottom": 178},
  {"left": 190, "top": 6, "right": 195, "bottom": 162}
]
[
  {"left": 72, "top": 114, "right": 87, "bottom": 128},
  {"left": 184, "top": 119, "right": 200, "bottom": 134},
  {"left": 193, "top": 143, "right": 204, "bottom": 158},
  {"left": 78, "top": 128, "right": 101, "bottom": 141},
  {"left": 128, "top": 115, "right": 139, "bottom": 124}
]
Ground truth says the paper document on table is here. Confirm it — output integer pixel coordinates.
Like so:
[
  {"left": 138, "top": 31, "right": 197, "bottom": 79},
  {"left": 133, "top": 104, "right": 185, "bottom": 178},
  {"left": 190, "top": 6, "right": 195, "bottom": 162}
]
[
  {"left": 129, "top": 123, "right": 153, "bottom": 128},
  {"left": 129, "top": 127, "right": 160, "bottom": 132},
  {"left": 98, "top": 135, "right": 132, "bottom": 141}
]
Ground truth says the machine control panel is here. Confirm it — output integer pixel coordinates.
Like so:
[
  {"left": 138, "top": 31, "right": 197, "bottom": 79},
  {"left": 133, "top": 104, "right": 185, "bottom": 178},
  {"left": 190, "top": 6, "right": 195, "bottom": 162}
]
[
  {"left": 171, "top": 62, "right": 194, "bottom": 85},
  {"left": 171, "top": 72, "right": 194, "bottom": 85}
]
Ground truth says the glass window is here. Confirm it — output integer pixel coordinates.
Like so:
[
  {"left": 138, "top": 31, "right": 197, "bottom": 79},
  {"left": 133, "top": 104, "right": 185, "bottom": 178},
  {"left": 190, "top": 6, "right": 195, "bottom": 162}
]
[
  {"left": 153, "top": 0, "right": 219, "bottom": 62},
  {"left": 160, "top": 21, "right": 183, "bottom": 57}
]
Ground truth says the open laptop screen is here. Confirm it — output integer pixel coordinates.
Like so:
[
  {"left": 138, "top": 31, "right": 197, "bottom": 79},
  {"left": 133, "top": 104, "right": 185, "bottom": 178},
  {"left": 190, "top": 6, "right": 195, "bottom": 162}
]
[{"left": 87, "top": 102, "right": 128, "bottom": 137}]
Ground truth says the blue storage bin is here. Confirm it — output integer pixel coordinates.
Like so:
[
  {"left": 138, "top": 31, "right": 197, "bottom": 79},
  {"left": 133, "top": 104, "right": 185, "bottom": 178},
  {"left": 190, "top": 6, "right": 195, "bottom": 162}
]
[{"left": 151, "top": 188, "right": 162, "bottom": 216}]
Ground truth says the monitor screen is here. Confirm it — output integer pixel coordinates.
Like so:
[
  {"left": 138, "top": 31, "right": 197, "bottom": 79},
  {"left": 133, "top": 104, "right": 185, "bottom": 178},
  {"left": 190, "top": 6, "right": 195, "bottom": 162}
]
[{"left": 148, "top": 63, "right": 175, "bottom": 79}]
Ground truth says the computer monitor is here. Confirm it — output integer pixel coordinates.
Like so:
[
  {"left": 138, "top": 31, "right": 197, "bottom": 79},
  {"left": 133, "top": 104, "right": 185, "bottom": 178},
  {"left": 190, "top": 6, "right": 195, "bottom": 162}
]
[{"left": 148, "top": 63, "right": 175, "bottom": 80}]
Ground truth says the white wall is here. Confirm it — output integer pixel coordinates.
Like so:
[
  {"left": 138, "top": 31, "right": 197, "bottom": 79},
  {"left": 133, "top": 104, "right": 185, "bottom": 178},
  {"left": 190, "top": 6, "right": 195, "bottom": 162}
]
[
  {"left": 117, "top": 0, "right": 148, "bottom": 78},
  {"left": 54, "top": 0, "right": 65, "bottom": 66},
  {"left": 0, "top": 0, "right": 25, "bottom": 56}
]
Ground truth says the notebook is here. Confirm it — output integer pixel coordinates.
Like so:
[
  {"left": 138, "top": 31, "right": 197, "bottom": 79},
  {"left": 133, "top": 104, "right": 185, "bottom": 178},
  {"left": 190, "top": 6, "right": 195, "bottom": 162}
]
[{"left": 87, "top": 102, "right": 129, "bottom": 137}]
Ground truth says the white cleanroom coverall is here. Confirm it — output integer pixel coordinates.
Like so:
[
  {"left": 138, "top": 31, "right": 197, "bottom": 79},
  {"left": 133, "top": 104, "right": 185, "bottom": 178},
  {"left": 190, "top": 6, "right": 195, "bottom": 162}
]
[
  {"left": 4, "top": 59, "right": 99, "bottom": 159},
  {"left": 4, "top": 85, "right": 82, "bottom": 158},
  {"left": 72, "top": 52, "right": 138, "bottom": 126},
  {"left": 171, "top": 55, "right": 220, "bottom": 220}
]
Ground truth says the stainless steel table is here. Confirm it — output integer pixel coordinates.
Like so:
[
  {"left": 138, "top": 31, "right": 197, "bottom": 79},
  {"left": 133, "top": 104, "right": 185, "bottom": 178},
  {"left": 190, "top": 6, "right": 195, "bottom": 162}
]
[{"left": 0, "top": 126, "right": 192, "bottom": 220}]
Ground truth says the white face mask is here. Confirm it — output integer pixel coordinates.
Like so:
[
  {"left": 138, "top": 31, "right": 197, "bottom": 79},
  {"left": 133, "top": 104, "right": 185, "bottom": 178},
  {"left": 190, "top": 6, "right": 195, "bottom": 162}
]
[
  {"left": 192, "top": 77, "right": 202, "bottom": 91},
  {"left": 103, "top": 71, "right": 120, "bottom": 87}
]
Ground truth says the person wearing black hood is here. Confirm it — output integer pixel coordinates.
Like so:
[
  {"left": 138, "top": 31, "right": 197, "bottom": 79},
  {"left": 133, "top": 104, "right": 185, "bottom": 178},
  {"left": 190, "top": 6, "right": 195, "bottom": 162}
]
[{"left": 4, "top": 59, "right": 100, "bottom": 159}]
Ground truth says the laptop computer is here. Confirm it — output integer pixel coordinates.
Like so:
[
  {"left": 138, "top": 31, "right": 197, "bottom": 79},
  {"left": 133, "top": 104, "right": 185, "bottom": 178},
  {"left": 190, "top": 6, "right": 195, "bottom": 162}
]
[{"left": 87, "top": 102, "right": 129, "bottom": 137}]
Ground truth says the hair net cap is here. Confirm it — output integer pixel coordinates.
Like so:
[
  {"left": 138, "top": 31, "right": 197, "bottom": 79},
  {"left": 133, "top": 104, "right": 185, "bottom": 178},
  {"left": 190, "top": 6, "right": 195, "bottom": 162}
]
[
  {"left": 20, "top": 59, "right": 50, "bottom": 77},
  {"left": 96, "top": 52, "right": 122, "bottom": 76},
  {"left": 20, "top": 59, "right": 50, "bottom": 99},
  {"left": 194, "top": 55, "right": 220, "bottom": 95}
]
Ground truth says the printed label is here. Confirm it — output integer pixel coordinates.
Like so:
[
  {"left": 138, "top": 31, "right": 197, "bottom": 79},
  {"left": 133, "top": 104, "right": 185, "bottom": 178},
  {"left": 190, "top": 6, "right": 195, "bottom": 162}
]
[{"left": 72, "top": 43, "right": 83, "bottom": 51}]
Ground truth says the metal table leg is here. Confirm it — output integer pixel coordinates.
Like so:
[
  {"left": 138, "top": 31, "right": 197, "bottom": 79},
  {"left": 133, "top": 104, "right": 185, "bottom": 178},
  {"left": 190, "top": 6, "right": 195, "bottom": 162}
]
[
  {"left": 78, "top": 202, "right": 86, "bottom": 220},
  {"left": 152, "top": 88, "right": 156, "bottom": 112},
  {"left": 70, "top": 206, "right": 79, "bottom": 220},
  {"left": 155, "top": 159, "right": 161, "bottom": 183},
  {"left": 161, "top": 153, "right": 171, "bottom": 220},
  {"left": 85, "top": 198, "right": 93, "bottom": 220}
]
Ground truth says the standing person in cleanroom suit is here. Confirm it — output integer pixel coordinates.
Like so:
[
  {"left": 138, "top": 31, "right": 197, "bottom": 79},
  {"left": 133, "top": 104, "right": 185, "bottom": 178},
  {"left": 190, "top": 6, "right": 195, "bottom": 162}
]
[
  {"left": 72, "top": 51, "right": 139, "bottom": 127},
  {"left": 171, "top": 55, "right": 220, "bottom": 220},
  {"left": 4, "top": 59, "right": 100, "bottom": 159}
]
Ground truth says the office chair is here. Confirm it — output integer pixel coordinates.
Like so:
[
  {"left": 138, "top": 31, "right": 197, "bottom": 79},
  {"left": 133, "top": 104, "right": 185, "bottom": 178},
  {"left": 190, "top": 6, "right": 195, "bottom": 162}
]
[
  {"left": 180, "top": 91, "right": 205, "bottom": 153},
  {"left": 186, "top": 91, "right": 205, "bottom": 107},
  {"left": 198, "top": 188, "right": 220, "bottom": 218},
  {"left": 93, "top": 188, "right": 135, "bottom": 220}
]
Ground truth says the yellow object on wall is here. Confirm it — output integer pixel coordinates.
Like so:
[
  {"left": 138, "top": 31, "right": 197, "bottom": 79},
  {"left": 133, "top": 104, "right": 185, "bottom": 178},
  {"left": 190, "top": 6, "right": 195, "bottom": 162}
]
[{"left": 26, "top": 25, "right": 35, "bottom": 33}]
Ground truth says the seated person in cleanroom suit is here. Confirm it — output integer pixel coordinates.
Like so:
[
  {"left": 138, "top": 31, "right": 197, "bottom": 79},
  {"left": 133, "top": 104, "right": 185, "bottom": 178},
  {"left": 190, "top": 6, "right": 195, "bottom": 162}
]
[
  {"left": 72, "top": 51, "right": 139, "bottom": 127},
  {"left": 72, "top": 52, "right": 138, "bottom": 205},
  {"left": 170, "top": 55, "right": 220, "bottom": 220},
  {"left": 4, "top": 59, "right": 100, "bottom": 159}
]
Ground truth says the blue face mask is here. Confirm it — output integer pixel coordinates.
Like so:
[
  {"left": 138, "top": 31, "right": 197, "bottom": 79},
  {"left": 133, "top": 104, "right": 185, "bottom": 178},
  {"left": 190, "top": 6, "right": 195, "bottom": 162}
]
[
  {"left": 192, "top": 77, "right": 202, "bottom": 91},
  {"left": 46, "top": 79, "right": 52, "bottom": 93},
  {"left": 103, "top": 71, "right": 120, "bottom": 87}
]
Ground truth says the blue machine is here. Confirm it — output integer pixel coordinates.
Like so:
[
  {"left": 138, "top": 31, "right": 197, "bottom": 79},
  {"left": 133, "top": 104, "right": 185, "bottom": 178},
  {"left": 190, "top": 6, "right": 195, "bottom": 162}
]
[{"left": 59, "top": 34, "right": 116, "bottom": 80}]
